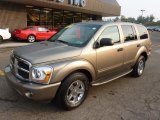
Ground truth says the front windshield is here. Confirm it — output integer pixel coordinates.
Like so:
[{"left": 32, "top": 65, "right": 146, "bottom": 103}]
[{"left": 49, "top": 24, "right": 101, "bottom": 47}]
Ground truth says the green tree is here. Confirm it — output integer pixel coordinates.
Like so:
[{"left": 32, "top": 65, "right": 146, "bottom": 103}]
[
  {"left": 113, "top": 17, "right": 120, "bottom": 22},
  {"left": 148, "top": 14, "right": 155, "bottom": 22},
  {"left": 127, "top": 17, "right": 136, "bottom": 23},
  {"left": 137, "top": 16, "right": 146, "bottom": 24},
  {"left": 120, "top": 15, "right": 127, "bottom": 22},
  {"left": 137, "top": 14, "right": 155, "bottom": 24},
  {"left": 104, "top": 14, "right": 156, "bottom": 26}
]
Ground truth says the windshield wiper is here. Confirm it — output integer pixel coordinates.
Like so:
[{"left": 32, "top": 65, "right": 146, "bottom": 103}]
[{"left": 56, "top": 39, "right": 69, "bottom": 45}]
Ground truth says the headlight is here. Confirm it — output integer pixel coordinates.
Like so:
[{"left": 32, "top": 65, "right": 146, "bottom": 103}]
[{"left": 31, "top": 66, "right": 53, "bottom": 84}]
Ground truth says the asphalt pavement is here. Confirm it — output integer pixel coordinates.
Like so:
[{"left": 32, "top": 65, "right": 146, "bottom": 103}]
[{"left": 0, "top": 31, "right": 160, "bottom": 120}]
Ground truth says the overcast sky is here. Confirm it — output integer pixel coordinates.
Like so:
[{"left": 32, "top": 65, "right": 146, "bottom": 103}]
[{"left": 115, "top": 0, "right": 160, "bottom": 20}]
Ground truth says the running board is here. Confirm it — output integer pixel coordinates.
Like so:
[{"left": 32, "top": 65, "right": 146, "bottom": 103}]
[{"left": 92, "top": 69, "right": 133, "bottom": 86}]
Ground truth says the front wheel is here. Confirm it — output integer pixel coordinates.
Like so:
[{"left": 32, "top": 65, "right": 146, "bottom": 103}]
[
  {"left": 132, "top": 56, "right": 146, "bottom": 77},
  {"left": 0, "top": 36, "right": 3, "bottom": 44},
  {"left": 56, "top": 72, "right": 89, "bottom": 110},
  {"left": 27, "top": 35, "right": 36, "bottom": 43}
]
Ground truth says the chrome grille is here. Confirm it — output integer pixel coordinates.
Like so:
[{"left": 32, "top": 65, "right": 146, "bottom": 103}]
[{"left": 10, "top": 54, "right": 32, "bottom": 81}]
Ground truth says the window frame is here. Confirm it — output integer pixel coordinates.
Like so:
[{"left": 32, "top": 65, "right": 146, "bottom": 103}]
[
  {"left": 137, "top": 25, "right": 149, "bottom": 40},
  {"left": 98, "top": 25, "right": 121, "bottom": 45},
  {"left": 38, "top": 27, "right": 49, "bottom": 32},
  {"left": 121, "top": 25, "right": 138, "bottom": 42}
]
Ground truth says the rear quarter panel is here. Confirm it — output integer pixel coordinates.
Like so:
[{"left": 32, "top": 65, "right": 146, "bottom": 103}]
[{"left": 45, "top": 31, "right": 57, "bottom": 39}]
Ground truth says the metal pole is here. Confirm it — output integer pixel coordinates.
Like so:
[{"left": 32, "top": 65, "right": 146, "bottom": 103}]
[{"left": 141, "top": 10, "right": 145, "bottom": 17}]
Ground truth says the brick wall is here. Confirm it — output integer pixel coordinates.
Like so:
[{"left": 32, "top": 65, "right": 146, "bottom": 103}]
[{"left": 0, "top": 2, "right": 27, "bottom": 32}]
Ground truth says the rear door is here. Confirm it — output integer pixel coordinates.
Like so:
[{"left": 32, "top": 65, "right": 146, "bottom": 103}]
[{"left": 121, "top": 25, "right": 140, "bottom": 69}]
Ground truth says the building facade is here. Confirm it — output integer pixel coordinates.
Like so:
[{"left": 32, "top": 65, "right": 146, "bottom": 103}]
[{"left": 0, "top": 0, "right": 121, "bottom": 31}]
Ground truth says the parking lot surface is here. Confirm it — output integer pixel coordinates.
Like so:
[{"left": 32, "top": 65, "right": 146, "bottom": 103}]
[{"left": 0, "top": 31, "right": 160, "bottom": 120}]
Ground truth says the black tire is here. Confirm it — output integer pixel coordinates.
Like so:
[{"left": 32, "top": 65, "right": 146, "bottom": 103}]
[
  {"left": 56, "top": 72, "right": 89, "bottom": 110},
  {"left": 0, "top": 36, "right": 3, "bottom": 44},
  {"left": 132, "top": 56, "right": 146, "bottom": 77},
  {"left": 27, "top": 35, "right": 36, "bottom": 43}
]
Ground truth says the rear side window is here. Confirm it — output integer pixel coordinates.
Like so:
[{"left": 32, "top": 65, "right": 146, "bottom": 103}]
[
  {"left": 30, "top": 27, "right": 37, "bottom": 31},
  {"left": 121, "top": 25, "right": 137, "bottom": 42},
  {"left": 137, "top": 25, "right": 148, "bottom": 39},
  {"left": 38, "top": 27, "right": 48, "bottom": 32},
  {"left": 99, "top": 26, "right": 120, "bottom": 43}
]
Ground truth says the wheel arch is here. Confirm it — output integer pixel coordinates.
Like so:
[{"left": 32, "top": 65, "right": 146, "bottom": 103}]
[
  {"left": 28, "top": 34, "right": 36, "bottom": 39},
  {"left": 134, "top": 46, "right": 148, "bottom": 64},
  {"left": 140, "top": 52, "right": 148, "bottom": 61},
  {"left": 52, "top": 60, "right": 96, "bottom": 84},
  {"left": 0, "top": 35, "right": 3, "bottom": 39},
  {"left": 61, "top": 69, "right": 93, "bottom": 84}
]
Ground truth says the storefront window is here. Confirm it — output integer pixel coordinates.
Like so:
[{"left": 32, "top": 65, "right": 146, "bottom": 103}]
[
  {"left": 40, "top": 8, "right": 53, "bottom": 28},
  {"left": 82, "top": 13, "right": 91, "bottom": 21},
  {"left": 74, "top": 12, "right": 82, "bottom": 23},
  {"left": 53, "top": 9, "right": 64, "bottom": 29},
  {"left": 26, "top": 6, "right": 102, "bottom": 29},
  {"left": 63, "top": 11, "right": 74, "bottom": 26},
  {"left": 27, "top": 7, "right": 40, "bottom": 26}
]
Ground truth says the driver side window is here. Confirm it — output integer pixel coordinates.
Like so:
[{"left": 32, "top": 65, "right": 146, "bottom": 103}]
[{"left": 99, "top": 26, "right": 120, "bottom": 43}]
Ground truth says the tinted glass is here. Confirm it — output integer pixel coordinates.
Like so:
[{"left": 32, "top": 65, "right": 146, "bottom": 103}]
[
  {"left": 38, "top": 27, "right": 48, "bottom": 32},
  {"left": 22, "top": 27, "right": 37, "bottom": 30},
  {"left": 30, "top": 27, "right": 37, "bottom": 31},
  {"left": 49, "top": 24, "right": 101, "bottom": 47},
  {"left": 121, "top": 25, "right": 137, "bottom": 42},
  {"left": 99, "top": 26, "right": 120, "bottom": 43},
  {"left": 137, "top": 25, "right": 148, "bottom": 39}
]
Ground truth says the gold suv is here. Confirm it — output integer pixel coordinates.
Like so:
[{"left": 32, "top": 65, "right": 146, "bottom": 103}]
[{"left": 5, "top": 22, "right": 152, "bottom": 110}]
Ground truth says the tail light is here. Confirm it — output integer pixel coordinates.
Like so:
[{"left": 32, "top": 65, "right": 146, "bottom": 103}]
[{"left": 16, "top": 30, "right": 21, "bottom": 34}]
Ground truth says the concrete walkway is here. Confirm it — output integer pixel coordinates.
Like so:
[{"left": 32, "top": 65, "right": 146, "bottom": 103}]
[{"left": 0, "top": 40, "right": 31, "bottom": 48}]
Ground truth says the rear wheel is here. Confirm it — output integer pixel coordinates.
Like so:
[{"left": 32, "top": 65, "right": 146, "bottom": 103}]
[
  {"left": 0, "top": 36, "right": 3, "bottom": 44},
  {"left": 132, "top": 56, "right": 146, "bottom": 77},
  {"left": 27, "top": 35, "right": 36, "bottom": 43},
  {"left": 56, "top": 72, "right": 89, "bottom": 110}
]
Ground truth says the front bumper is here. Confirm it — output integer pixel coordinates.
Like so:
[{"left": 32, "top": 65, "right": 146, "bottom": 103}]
[{"left": 5, "top": 66, "right": 61, "bottom": 101}]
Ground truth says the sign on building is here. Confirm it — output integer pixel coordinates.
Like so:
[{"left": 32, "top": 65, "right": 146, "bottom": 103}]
[{"left": 56, "top": 0, "right": 86, "bottom": 7}]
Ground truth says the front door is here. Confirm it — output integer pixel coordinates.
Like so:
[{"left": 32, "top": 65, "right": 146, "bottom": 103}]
[{"left": 96, "top": 26, "right": 124, "bottom": 79}]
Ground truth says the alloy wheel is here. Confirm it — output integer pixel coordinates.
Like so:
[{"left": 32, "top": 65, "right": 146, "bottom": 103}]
[
  {"left": 28, "top": 35, "right": 35, "bottom": 43},
  {"left": 66, "top": 80, "right": 85, "bottom": 106},
  {"left": 138, "top": 59, "right": 144, "bottom": 75}
]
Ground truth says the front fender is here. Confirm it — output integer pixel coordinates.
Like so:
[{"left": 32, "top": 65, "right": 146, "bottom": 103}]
[{"left": 50, "top": 60, "right": 96, "bottom": 83}]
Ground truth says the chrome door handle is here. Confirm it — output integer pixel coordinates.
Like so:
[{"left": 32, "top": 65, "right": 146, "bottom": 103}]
[
  {"left": 117, "top": 48, "right": 123, "bottom": 52},
  {"left": 137, "top": 44, "right": 141, "bottom": 47}
]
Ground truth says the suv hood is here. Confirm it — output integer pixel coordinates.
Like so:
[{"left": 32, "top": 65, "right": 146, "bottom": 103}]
[{"left": 14, "top": 41, "right": 82, "bottom": 64}]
